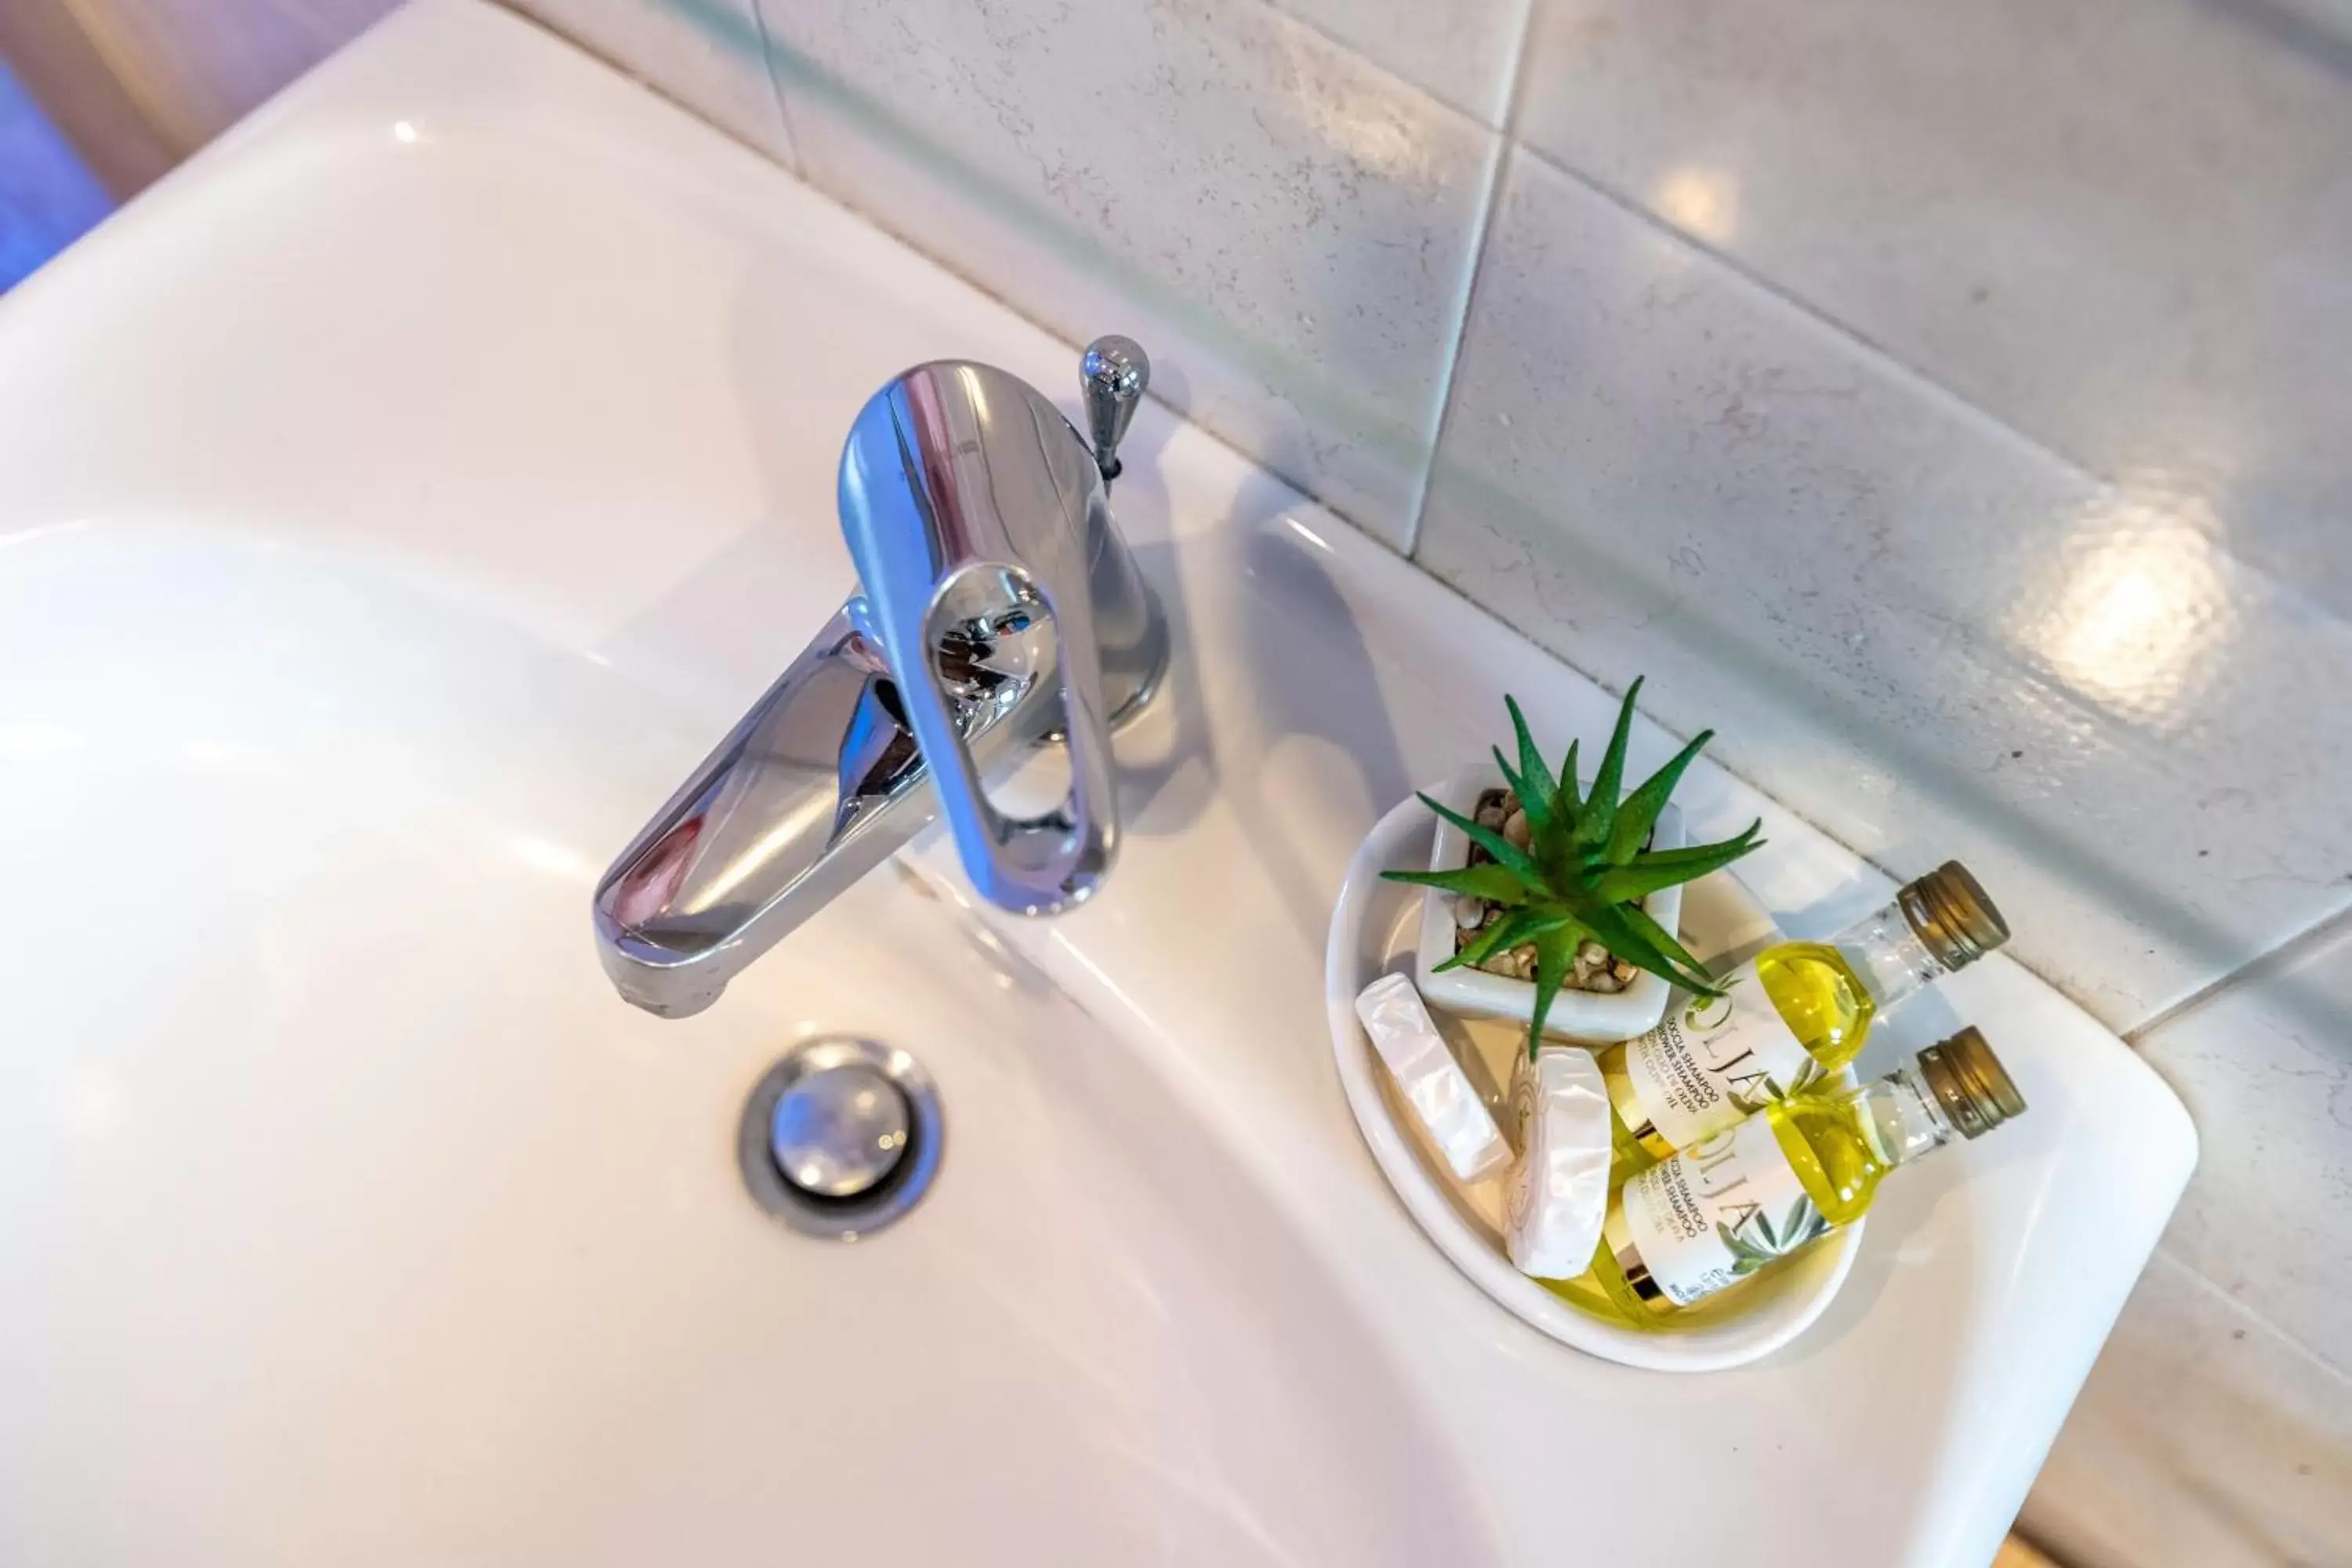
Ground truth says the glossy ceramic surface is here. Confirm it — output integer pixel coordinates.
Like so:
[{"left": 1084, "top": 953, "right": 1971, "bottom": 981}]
[{"left": 0, "top": 5, "right": 2199, "bottom": 1563}]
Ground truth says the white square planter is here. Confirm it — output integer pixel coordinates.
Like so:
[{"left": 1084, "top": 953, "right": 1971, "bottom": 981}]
[{"left": 1414, "top": 764, "right": 1687, "bottom": 1045}]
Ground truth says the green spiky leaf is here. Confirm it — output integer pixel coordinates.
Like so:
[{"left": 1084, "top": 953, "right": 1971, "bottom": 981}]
[
  {"left": 1384, "top": 862, "right": 1532, "bottom": 904},
  {"left": 1608, "top": 827, "right": 1766, "bottom": 880},
  {"left": 1531, "top": 810, "right": 1582, "bottom": 889},
  {"left": 1566, "top": 896, "right": 1717, "bottom": 996},
  {"left": 1609, "top": 727, "right": 1712, "bottom": 864},
  {"left": 1406, "top": 682, "right": 1764, "bottom": 1048},
  {"left": 1524, "top": 922, "right": 1587, "bottom": 1060},
  {"left": 1440, "top": 906, "right": 1572, "bottom": 973},
  {"left": 1409, "top": 791, "right": 1545, "bottom": 887},
  {"left": 1616, "top": 900, "right": 1719, "bottom": 993},
  {"left": 1504, "top": 697, "right": 1556, "bottom": 830},
  {"left": 1576, "top": 678, "right": 1644, "bottom": 851},
  {"left": 1592, "top": 828, "right": 1764, "bottom": 904}
]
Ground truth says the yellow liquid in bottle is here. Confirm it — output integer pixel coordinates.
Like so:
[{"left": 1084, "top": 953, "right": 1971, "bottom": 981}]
[
  {"left": 1602, "top": 940, "right": 1881, "bottom": 1174},
  {"left": 1753, "top": 940, "right": 1878, "bottom": 1066},
  {"left": 1769, "top": 1091, "right": 1887, "bottom": 1229},
  {"left": 1552, "top": 1087, "right": 1890, "bottom": 1327}
]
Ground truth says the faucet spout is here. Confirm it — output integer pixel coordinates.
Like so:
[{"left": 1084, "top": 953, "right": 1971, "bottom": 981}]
[
  {"left": 592, "top": 604, "right": 926, "bottom": 1018},
  {"left": 593, "top": 349, "right": 1167, "bottom": 1017}
]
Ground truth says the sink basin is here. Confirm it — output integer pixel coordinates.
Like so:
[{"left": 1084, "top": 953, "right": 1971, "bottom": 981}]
[
  {"left": 0, "top": 3, "right": 2196, "bottom": 1563},
  {"left": 0, "top": 533, "right": 1477, "bottom": 1561}
]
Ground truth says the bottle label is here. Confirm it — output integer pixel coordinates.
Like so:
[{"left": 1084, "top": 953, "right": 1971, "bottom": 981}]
[
  {"left": 1617, "top": 1113, "right": 1831, "bottom": 1307},
  {"left": 1613, "top": 960, "right": 1824, "bottom": 1150}
]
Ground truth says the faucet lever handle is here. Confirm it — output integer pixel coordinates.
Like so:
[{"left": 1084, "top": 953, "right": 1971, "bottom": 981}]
[
  {"left": 1079, "top": 335, "right": 1149, "bottom": 485},
  {"left": 840, "top": 359, "right": 1133, "bottom": 919},
  {"left": 885, "top": 567, "right": 1120, "bottom": 917}
]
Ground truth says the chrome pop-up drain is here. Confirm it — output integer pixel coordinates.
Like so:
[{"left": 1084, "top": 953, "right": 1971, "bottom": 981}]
[{"left": 739, "top": 1037, "right": 943, "bottom": 1240}]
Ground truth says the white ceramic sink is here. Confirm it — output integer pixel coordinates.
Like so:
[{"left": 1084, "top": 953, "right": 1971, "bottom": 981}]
[
  {"left": 0, "top": 4, "right": 2195, "bottom": 1564},
  {"left": 0, "top": 535, "right": 1475, "bottom": 1561}
]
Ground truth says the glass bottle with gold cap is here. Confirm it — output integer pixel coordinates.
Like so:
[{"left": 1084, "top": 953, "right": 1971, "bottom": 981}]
[
  {"left": 1597, "top": 860, "right": 2008, "bottom": 1178},
  {"left": 1549, "top": 1029, "right": 2026, "bottom": 1323}
]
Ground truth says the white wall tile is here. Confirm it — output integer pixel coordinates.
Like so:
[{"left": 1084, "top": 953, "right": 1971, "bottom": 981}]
[
  {"left": 2132, "top": 918, "right": 2352, "bottom": 1369},
  {"left": 753, "top": 0, "right": 1497, "bottom": 548},
  {"left": 2022, "top": 1252, "right": 2352, "bottom": 1568},
  {"left": 1517, "top": 0, "right": 2352, "bottom": 616},
  {"left": 503, "top": 0, "right": 793, "bottom": 166},
  {"left": 1416, "top": 148, "right": 2352, "bottom": 1031},
  {"left": 1269, "top": 0, "right": 1524, "bottom": 125}
]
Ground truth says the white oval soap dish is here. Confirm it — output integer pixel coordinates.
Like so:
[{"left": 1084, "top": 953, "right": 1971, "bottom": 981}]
[{"left": 1325, "top": 791, "right": 1863, "bottom": 1373}]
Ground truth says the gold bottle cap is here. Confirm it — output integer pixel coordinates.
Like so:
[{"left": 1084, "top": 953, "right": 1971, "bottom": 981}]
[
  {"left": 1898, "top": 861, "right": 2009, "bottom": 971},
  {"left": 1918, "top": 1028, "right": 2027, "bottom": 1139}
]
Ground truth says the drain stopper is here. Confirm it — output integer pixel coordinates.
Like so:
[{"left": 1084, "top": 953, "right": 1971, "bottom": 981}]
[
  {"left": 771, "top": 1058, "right": 910, "bottom": 1199},
  {"left": 738, "top": 1036, "right": 943, "bottom": 1240}
]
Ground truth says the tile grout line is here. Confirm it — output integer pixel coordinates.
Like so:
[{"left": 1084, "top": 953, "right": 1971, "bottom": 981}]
[
  {"left": 1399, "top": 0, "right": 1538, "bottom": 560},
  {"left": 1506, "top": 138, "right": 2293, "bottom": 586},
  {"left": 1507, "top": 136, "right": 2352, "bottom": 632},
  {"left": 1257, "top": 5, "right": 1486, "bottom": 125},
  {"left": 2122, "top": 897, "right": 2352, "bottom": 1044},
  {"left": 2155, "top": 1242, "right": 2352, "bottom": 1384},
  {"left": 742, "top": 0, "right": 803, "bottom": 172}
]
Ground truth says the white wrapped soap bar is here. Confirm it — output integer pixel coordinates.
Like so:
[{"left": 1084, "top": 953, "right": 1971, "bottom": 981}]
[
  {"left": 1354, "top": 974, "right": 1511, "bottom": 1184},
  {"left": 1506, "top": 1046, "right": 1613, "bottom": 1279}
]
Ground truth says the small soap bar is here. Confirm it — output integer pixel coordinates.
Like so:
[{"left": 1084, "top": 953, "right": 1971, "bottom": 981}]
[
  {"left": 1355, "top": 974, "right": 1511, "bottom": 1184},
  {"left": 1506, "top": 1046, "right": 1613, "bottom": 1279}
]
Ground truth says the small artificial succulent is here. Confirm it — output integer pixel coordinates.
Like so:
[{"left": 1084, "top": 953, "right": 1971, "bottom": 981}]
[{"left": 1384, "top": 679, "right": 1764, "bottom": 1057}]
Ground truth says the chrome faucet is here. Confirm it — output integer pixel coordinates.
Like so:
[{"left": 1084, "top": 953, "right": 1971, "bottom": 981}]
[{"left": 593, "top": 339, "right": 1167, "bottom": 1018}]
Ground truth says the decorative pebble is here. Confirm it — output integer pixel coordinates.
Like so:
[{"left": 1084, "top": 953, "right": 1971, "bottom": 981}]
[
  {"left": 1454, "top": 895, "right": 1486, "bottom": 929},
  {"left": 1611, "top": 960, "right": 1636, "bottom": 985},
  {"left": 1502, "top": 809, "right": 1532, "bottom": 851}
]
